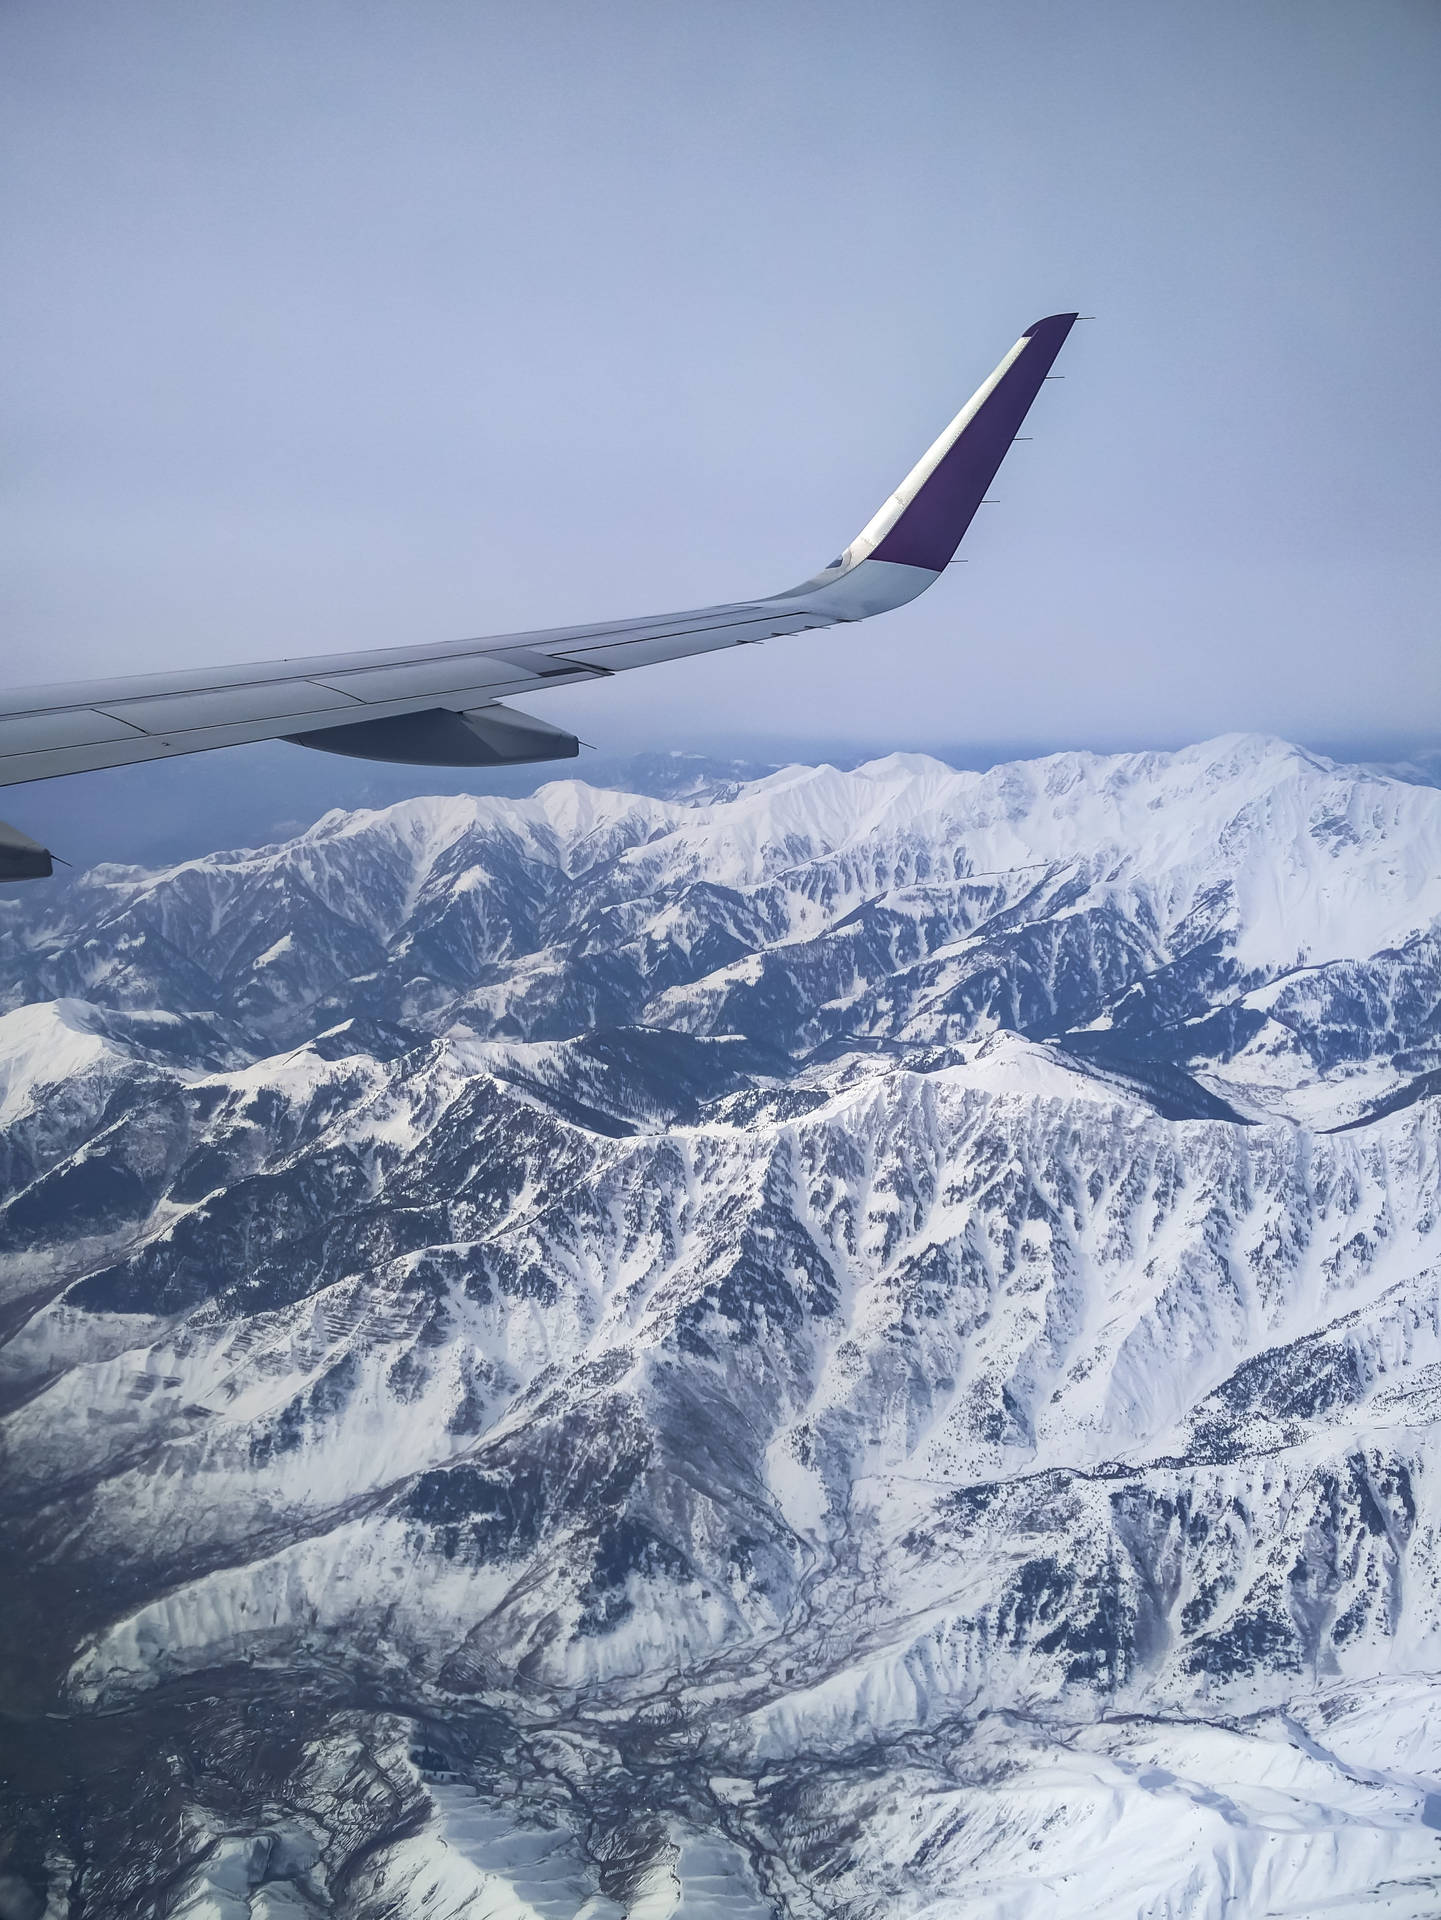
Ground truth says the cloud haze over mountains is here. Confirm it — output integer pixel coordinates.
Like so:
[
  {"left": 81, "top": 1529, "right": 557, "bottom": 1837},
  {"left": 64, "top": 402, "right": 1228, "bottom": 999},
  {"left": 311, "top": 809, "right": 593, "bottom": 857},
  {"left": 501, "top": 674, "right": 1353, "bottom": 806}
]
[{"left": 2, "top": 737, "right": 1440, "bottom": 1915}]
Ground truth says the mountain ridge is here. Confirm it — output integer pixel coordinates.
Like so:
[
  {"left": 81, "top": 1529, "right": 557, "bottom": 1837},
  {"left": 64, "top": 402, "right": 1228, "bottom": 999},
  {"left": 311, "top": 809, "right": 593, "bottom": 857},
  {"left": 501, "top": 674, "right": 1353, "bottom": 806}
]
[{"left": 1, "top": 733, "right": 1439, "bottom": 1917}]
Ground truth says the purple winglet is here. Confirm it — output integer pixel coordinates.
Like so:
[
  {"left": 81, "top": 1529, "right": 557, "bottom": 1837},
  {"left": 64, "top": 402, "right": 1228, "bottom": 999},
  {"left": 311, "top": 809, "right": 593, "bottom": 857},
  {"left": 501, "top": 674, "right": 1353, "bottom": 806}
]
[{"left": 867, "top": 313, "right": 1078, "bottom": 573}]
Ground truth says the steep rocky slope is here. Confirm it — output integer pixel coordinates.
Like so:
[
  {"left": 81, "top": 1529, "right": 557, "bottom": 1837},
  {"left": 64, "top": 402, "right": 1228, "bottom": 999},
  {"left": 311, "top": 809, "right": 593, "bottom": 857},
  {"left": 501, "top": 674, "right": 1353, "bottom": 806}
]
[{"left": 1, "top": 736, "right": 1438, "bottom": 1918}]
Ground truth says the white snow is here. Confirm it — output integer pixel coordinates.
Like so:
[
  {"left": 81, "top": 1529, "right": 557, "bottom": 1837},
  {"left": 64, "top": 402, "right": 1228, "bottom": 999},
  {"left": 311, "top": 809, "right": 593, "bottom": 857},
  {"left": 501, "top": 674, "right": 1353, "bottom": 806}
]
[{"left": 8, "top": 734, "right": 1441, "bottom": 1919}]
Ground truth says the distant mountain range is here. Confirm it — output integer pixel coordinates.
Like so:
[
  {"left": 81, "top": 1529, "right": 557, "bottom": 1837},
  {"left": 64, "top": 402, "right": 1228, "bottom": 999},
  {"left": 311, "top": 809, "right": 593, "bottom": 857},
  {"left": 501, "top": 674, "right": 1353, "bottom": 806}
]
[
  {"left": 2, "top": 726, "right": 1436, "bottom": 875},
  {"left": 1, "top": 735, "right": 1439, "bottom": 1917}
]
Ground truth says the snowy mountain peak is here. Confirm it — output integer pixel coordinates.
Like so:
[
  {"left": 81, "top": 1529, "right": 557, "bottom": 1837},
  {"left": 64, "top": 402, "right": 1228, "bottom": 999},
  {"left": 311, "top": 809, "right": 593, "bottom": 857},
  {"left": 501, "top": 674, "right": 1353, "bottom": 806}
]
[{"left": 2, "top": 736, "right": 1439, "bottom": 1916}]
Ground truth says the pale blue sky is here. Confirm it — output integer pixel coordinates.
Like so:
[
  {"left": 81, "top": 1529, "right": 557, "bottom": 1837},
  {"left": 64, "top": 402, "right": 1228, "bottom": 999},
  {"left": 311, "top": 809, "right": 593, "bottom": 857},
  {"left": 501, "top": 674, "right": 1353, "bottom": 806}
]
[{"left": 3, "top": 0, "right": 1439, "bottom": 768}]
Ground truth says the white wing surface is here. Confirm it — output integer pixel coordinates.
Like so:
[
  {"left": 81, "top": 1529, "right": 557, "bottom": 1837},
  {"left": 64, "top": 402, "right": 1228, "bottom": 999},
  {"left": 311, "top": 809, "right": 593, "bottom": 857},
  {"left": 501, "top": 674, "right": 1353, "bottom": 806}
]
[{"left": 0, "top": 314, "right": 1077, "bottom": 876}]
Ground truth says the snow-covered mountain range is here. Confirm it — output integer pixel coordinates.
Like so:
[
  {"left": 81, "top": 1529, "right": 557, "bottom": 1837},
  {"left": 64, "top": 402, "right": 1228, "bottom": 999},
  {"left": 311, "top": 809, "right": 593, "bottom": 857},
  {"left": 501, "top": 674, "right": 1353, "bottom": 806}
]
[{"left": 1, "top": 734, "right": 1439, "bottom": 1918}]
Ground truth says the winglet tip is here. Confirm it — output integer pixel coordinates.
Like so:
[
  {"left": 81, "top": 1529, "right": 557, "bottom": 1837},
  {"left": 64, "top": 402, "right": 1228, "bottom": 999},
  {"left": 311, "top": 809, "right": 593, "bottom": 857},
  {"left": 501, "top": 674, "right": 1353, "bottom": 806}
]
[{"left": 1023, "top": 312, "right": 1081, "bottom": 338}]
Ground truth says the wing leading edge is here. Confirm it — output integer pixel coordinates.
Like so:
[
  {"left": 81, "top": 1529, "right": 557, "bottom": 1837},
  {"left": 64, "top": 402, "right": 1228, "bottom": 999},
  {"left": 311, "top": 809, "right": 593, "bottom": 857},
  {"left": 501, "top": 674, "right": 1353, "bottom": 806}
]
[{"left": 0, "top": 313, "right": 1077, "bottom": 877}]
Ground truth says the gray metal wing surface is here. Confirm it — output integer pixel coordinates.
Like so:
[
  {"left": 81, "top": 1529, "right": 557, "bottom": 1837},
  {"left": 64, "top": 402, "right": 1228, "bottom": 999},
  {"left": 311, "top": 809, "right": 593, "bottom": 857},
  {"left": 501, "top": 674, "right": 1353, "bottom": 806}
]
[{"left": 0, "top": 313, "right": 1077, "bottom": 876}]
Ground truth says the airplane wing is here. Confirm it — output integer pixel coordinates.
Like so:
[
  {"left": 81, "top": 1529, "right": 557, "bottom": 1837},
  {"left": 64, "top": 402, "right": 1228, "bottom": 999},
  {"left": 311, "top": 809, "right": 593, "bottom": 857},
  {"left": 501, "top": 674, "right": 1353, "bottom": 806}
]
[{"left": 0, "top": 313, "right": 1077, "bottom": 877}]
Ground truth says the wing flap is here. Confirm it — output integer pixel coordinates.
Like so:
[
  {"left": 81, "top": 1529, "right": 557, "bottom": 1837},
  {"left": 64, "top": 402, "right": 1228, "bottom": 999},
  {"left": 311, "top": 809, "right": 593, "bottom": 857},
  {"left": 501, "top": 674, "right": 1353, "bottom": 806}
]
[
  {"left": 0, "top": 708, "right": 146, "bottom": 754},
  {"left": 310, "top": 655, "right": 533, "bottom": 703},
  {"left": 97, "top": 679, "right": 364, "bottom": 733}
]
